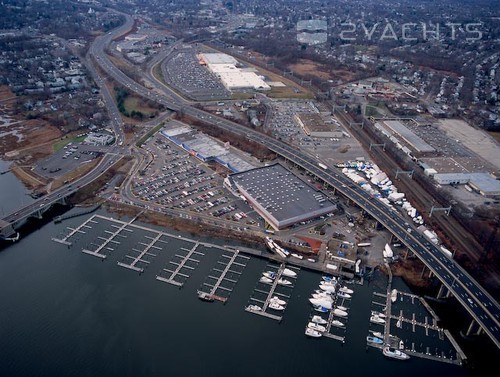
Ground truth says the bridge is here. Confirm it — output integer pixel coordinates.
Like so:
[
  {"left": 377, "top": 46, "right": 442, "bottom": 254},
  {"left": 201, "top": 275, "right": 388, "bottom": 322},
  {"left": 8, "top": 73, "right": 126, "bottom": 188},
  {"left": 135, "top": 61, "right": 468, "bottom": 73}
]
[
  {"left": 0, "top": 154, "right": 121, "bottom": 240},
  {"left": 3, "top": 10, "right": 497, "bottom": 350}
]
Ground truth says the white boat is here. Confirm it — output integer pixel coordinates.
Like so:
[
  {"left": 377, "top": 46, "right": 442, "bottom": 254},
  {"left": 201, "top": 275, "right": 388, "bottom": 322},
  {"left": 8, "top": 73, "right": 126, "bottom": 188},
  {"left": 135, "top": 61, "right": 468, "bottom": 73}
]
[
  {"left": 311, "top": 315, "right": 328, "bottom": 325},
  {"left": 396, "top": 318, "right": 403, "bottom": 328},
  {"left": 339, "top": 286, "right": 354, "bottom": 294},
  {"left": 371, "top": 331, "right": 384, "bottom": 338},
  {"left": 383, "top": 243, "right": 394, "bottom": 258},
  {"left": 332, "top": 308, "right": 348, "bottom": 317},
  {"left": 265, "top": 237, "right": 289, "bottom": 258},
  {"left": 309, "top": 298, "right": 332, "bottom": 309},
  {"left": 390, "top": 289, "right": 398, "bottom": 303},
  {"left": 282, "top": 268, "right": 297, "bottom": 278},
  {"left": 315, "top": 289, "right": 332, "bottom": 296},
  {"left": 270, "top": 296, "right": 286, "bottom": 305},
  {"left": 314, "top": 305, "right": 329, "bottom": 313},
  {"left": 259, "top": 276, "right": 273, "bottom": 284},
  {"left": 312, "top": 293, "right": 333, "bottom": 300},
  {"left": 269, "top": 301, "right": 285, "bottom": 311},
  {"left": 371, "top": 310, "right": 386, "bottom": 318},
  {"left": 291, "top": 253, "right": 303, "bottom": 260},
  {"left": 337, "top": 291, "right": 352, "bottom": 299},
  {"left": 320, "top": 280, "right": 336, "bottom": 287},
  {"left": 336, "top": 305, "right": 348, "bottom": 311},
  {"left": 383, "top": 346, "right": 410, "bottom": 360},
  {"left": 307, "top": 322, "right": 326, "bottom": 332},
  {"left": 262, "top": 271, "right": 276, "bottom": 279},
  {"left": 246, "top": 304, "right": 262, "bottom": 311},
  {"left": 305, "top": 328, "right": 322, "bottom": 338},
  {"left": 331, "top": 320, "right": 345, "bottom": 328},
  {"left": 370, "top": 315, "right": 385, "bottom": 325},
  {"left": 319, "top": 284, "right": 336, "bottom": 293},
  {"left": 277, "top": 278, "right": 292, "bottom": 286}
]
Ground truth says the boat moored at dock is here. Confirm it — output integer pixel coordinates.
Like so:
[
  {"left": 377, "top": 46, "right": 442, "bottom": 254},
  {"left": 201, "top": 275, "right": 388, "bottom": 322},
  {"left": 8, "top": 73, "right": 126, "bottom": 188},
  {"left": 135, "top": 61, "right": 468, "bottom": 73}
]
[{"left": 383, "top": 346, "right": 410, "bottom": 360}]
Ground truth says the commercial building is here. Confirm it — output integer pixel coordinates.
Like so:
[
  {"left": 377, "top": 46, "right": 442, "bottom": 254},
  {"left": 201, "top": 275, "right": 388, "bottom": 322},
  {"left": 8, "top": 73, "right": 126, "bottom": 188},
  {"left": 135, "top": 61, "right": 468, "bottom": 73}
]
[
  {"left": 199, "top": 53, "right": 271, "bottom": 91},
  {"left": 160, "top": 121, "right": 256, "bottom": 173},
  {"left": 226, "top": 163, "right": 336, "bottom": 230},
  {"left": 294, "top": 113, "right": 343, "bottom": 138},
  {"left": 85, "top": 132, "right": 114, "bottom": 146}
]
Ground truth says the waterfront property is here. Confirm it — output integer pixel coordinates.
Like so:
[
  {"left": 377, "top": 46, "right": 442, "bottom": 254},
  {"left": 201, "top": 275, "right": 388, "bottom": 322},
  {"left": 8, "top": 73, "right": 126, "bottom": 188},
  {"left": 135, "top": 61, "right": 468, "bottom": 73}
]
[{"left": 226, "top": 163, "right": 337, "bottom": 230}]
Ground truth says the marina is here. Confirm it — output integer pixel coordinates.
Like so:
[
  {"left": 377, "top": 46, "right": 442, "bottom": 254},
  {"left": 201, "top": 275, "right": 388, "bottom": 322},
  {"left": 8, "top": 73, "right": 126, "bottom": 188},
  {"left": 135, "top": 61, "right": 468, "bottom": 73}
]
[
  {"left": 117, "top": 233, "right": 164, "bottom": 273},
  {"left": 156, "top": 242, "right": 204, "bottom": 287},
  {"left": 245, "top": 262, "right": 299, "bottom": 322},
  {"left": 368, "top": 266, "right": 465, "bottom": 365},
  {"left": 50, "top": 213, "right": 467, "bottom": 368},
  {"left": 198, "top": 250, "right": 249, "bottom": 303}
]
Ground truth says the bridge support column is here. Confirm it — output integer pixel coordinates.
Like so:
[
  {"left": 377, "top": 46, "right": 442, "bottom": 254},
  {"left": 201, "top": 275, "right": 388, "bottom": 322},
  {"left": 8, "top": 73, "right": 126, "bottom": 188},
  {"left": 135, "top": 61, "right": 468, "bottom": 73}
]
[
  {"left": 466, "top": 320, "right": 476, "bottom": 336},
  {"left": 34, "top": 210, "right": 43, "bottom": 220},
  {"left": 436, "top": 284, "right": 447, "bottom": 299},
  {"left": 420, "top": 266, "right": 427, "bottom": 279}
]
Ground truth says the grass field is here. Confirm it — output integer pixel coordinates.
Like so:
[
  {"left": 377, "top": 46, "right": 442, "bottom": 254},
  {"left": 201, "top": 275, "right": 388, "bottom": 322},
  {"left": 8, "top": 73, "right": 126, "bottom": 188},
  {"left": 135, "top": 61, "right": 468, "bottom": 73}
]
[{"left": 53, "top": 135, "right": 87, "bottom": 152}]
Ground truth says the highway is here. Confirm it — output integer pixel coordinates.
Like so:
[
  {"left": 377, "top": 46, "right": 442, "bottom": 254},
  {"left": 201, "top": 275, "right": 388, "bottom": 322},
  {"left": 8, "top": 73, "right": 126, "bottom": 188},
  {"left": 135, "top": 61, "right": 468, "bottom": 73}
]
[
  {"left": 86, "top": 12, "right": 500, "bottom": 348},
  {"left": 2, "top": 10, "right": 498, "bottom": 349}
]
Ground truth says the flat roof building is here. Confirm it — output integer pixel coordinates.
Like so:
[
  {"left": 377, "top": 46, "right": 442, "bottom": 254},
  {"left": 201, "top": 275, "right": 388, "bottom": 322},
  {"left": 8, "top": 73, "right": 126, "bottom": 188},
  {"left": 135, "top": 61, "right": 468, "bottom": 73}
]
[
  {"left": 227, "top": 163, "right": 336, "bottom": 230},
  {"left": 382, "top": 120, "right": 435, "bottom": 153},
  {"left": 200, "top": 53, "right": 271, "bottom": 91},
  {"left": 294, "top": 113, "right": 343, "bottom": 138}
]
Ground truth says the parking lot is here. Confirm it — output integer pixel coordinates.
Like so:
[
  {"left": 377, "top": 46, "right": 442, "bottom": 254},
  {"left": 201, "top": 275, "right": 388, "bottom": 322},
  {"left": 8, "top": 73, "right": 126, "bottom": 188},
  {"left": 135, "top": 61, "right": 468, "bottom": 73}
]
[
  {"left": 130, "top": 134, "right": 260, "bottom": 229},
  {"left": 162, "top": 47, "right": 231, "bottom": 101},
  {"left": 34, "top": 142, "right": 104, "bottom": 179}
]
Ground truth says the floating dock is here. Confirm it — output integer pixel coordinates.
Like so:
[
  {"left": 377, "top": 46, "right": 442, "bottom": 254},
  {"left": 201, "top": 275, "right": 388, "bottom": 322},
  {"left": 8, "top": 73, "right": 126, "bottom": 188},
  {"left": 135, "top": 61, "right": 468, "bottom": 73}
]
[
  {"left": 156, "top": 242, "right": 204, "bottom": 287},
  {"left": 117, "top": 233, "right": 164, "bottom": 273},
  {"left": 246, "top": 263, "right": 299, "bottom": 322},
  {"left": 198, "top": 250, "right": 249, "bottom": 303},
  {"left": 367, "top": 264, "right": 465, "bottom": 365}
]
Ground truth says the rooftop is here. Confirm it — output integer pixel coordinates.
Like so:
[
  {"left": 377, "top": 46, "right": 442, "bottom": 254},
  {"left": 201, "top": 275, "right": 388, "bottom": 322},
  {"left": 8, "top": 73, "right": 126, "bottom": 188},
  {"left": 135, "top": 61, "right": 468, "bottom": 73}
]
[
  {"left": 383, "top": 120, "right": 435, "bottom": 153},
  {"left": 229, "top": 163, "right": 335, "bottom": 228}
]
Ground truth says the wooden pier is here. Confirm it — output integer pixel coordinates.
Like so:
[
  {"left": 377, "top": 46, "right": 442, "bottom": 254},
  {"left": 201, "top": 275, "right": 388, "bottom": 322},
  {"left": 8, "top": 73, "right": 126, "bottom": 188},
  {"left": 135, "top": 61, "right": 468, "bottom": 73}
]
[{"left": 156, "top": 242, "right": 204, "bottom": 287}]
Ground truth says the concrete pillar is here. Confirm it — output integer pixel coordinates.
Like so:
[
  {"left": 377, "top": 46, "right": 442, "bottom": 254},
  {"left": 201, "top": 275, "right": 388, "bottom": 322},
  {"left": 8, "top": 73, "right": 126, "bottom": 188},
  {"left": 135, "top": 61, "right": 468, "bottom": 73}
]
[
  {"left": 466, "top": 320, "right": 475, "bottom": 336},
  {"left": 420, "top": 266, "right": 427, "bottom": 279},
  {"left": 436, "top": 284, "right": 447, "bottom": 299}
]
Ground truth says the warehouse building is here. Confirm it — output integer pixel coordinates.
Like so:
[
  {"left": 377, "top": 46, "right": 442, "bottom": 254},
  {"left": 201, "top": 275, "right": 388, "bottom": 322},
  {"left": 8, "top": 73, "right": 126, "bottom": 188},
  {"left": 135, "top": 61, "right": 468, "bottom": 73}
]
[
  {"left": 382, "top": 120, "right": 435, "bottom": 153},
  {"left": 432, "top": 172, "right": 500, "bottom": 196},
  {"left": 294, "top": 113, "right": 343, "bottom": 138},
  {"left": 226, "top": 163, "right": 336, "bottom": 230},
  {"left": 199, "top": 53, "right": 270, "bottom": 91}
]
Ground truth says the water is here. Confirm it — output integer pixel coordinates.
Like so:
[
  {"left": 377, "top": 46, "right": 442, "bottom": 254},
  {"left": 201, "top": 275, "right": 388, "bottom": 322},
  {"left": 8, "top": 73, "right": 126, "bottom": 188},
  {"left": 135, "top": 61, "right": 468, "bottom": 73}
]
[
  {"left": 0, "top": 160, "right": 34, "bottom": 215},
  {"left": 0, "top": 207, "right": 472, "bottom": 377},
  {"left": 0, "top": 168, "right": 482, "bottom": 376}
]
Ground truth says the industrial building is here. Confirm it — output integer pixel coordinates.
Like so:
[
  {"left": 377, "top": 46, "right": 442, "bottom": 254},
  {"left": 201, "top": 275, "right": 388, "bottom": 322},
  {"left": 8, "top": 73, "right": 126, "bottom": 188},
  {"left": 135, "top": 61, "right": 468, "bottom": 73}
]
[
  {"left": 432, "top": 172, "right": 500, "bottom": 196},
  {"left": 226, "top": 163, "right": 336, "bottom": 230},
  {"left": 294, "top": 113, "right": 343, "bottom": 138},
  {"left": 199, "top": 53, "right": 270, "bottom": 91},
  {"left": 382, "top": 120, "right": 435, "bottom": 153},
  {"left": 160, "top": 121, "right": 256, "bottom": 173}
]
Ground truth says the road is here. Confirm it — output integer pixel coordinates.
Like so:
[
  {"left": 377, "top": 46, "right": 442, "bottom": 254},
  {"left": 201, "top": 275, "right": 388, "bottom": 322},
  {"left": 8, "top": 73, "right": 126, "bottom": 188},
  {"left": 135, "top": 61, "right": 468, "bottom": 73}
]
[{"left": 3, "top": 10, "right": 499, "bottom": 349}]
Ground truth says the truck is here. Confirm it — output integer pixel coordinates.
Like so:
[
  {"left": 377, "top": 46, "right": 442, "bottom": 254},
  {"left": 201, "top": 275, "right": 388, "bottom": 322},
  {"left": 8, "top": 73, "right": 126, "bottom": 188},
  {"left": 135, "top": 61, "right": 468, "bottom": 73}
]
[{"left": 318, "top": 163, "right": 327, "bottom": 170}]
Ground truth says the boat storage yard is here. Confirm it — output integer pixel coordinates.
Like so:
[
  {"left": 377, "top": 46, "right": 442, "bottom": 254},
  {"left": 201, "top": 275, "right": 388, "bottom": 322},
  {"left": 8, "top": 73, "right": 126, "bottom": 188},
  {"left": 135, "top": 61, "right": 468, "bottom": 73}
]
[{"left": 52, "top": 214, "right": 465, "bottom": 365}]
